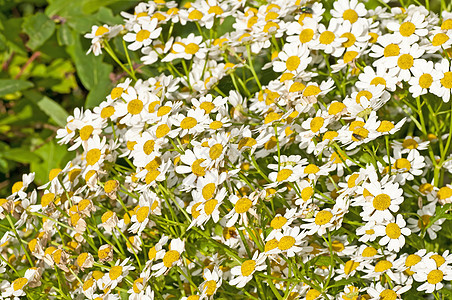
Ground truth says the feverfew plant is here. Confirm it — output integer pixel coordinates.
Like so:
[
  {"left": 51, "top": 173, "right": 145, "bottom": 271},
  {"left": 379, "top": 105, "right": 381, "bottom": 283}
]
[{"left": 1, "top": 0, "right": 452, "bottom": 299}]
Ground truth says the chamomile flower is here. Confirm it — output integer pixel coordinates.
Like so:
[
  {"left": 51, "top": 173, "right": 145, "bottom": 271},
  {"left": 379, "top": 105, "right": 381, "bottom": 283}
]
[
  {"left": 100, "top": 258, "right": 135, "bottom": 290},
  {"left": 407, "top": 203, "right": 445, "bottom": 239},
  {"left": 431, "top": 58, "right": 452, "bottom": 102},
  {"left": 124, "top": 20, "right": 162, "bottom": 51},
  {"left": 374, "top": 214, "right": 411, "bottom": 252},
  {"left": 229, "top": 252, "right": 267, "bottom": 288},
  {"left": 152, "top": 238, "right": 185, "bottom": 277}
]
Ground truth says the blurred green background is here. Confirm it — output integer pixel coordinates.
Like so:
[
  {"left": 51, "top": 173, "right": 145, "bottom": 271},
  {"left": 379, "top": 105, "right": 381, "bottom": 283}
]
[{"left": 0, "top": 0, "right": 142, "bottom": 196}]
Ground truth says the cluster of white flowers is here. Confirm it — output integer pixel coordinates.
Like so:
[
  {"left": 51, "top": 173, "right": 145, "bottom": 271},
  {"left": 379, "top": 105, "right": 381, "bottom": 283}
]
[{"left": 1, "top": 0, "right": 452, "bottom": 299}]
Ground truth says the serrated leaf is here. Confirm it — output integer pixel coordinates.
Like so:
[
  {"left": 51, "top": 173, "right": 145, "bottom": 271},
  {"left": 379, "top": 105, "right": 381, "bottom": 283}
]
[
  {"left": 22, "top": 12, "right": 56, "bottom": 50},
  {"left": 0, "top": 79, "right": 34, "bottom": 97},
  {"left": 36, "top": 95, "right": 69, "bottom": 127}
]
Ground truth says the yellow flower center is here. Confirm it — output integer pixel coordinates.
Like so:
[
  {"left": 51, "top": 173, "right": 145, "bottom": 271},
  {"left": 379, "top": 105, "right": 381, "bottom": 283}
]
[
  {"left": 370, "top": 77, "right": 386, "bottom": 87},
  {"left": 101, "top": 211, "right": 114, "bottom": 223},
  {"left": 181, "top": 117, "right": 198, "bottom": 129},
  {"left": 278, "top": 236, "right": 295, "bottom": 250},
  {"left": 438, "top": 186, "right": 452, "bottom": 200},
  {"left": 394, "top": 158, "right": 411, "bottom": 171},
  {"left": 204, "top": 280, "right": 217, "bottom": 295},
  {"left": 386, "top": 222, "right": 401, "bottom": 239},
  {"left": 188, "top": 9, "right": 203, "bottom": 20},
  {"left": 136, "top": 29, "right": 151, "bottom": 42},
  {"left": 163, "top": 250, "right": 180, "bottom": 267},
  {"left": 427, "top": 269, "right": 443, "bottom": 284},
  {"left": 200, "top": 102, "right": 215, "bottom": 114},
  {"left": 299, "top": 29, "right": 314, "bottom": 43},
  {"left": 432, "top": 33, "right": 449, "bottom": 46},
  {"left": 303, "top": 85, "right": 321, "bottom": 96},
  {"left": 397, "top": 54, "right": 413, "bottom": 70},
  {"left": 12, "top": 277, "right": 28, "bottom": 291},
  {"left": 95, "top": 26, "right": 109, "bottom": 36},
  {"left": 362, "top": 246, "right": 377, "bottom": 257},
  {"left": 109, "top": 265, "right": 123, "bottom": 280},
  {"left": 430, "top": 254, "right": 446, "bottom": 267},
  {"left": 127, "top": 99, "right": 144, "bottom": 115},
  {"left": 319, "top": 31, "right": 335, "bottom": 45},
  {"left": 80, "top": 125, "right": 94, "bottom": 141},
  {"left": 241, "top": 259, "right": 256, "bottom": 276},
  {"left": 440, "top": 71, "right": 452, "bottom": 89},
  {"left": 405, "top": 254, "right": 421, "bottom": 267},
  {"left": 384, "top": 44, "right": 400, "bottom": 57},
  {"left": 379, "top": 289, "right": 397, "bottom": 300},
  {"left": 235, "top": 197, "right": 252, "bottom": 213},
  {"left": 204, "top": 199, "right": 218, "bottom": 215},
  {"left": 86, "top": 148, "right": 101, "bottom": 166},
  {"left": 210, "top": 121, "right": 223, "bottom": 130},
  {"left": 343, "top": 9, "right": 358, "bottom": 23},
  {"left": 143, "top": 140, "right": 155, "bottom": 155},
  {"left": 374, "top": 260, "right": 392, "bottom": 272},
  {"left": 340, "top": 32, "right": 356, "bottom": 48},
  {"left": 271, "top": 216, "right": 287, "bottom": 229},
  {"left": 209, "top": 144, "right": 223, "bottom": 160},
  {"left": 377, "top": 120, "right": 395, "bottom": 133},
  {"left": 310, "top": 117, "right": 324, "bottom": 133},
  {"left": 136, "top": 206, "right": 150, "bottom": 223},
  {"left": 301, "top": 186, "right": 314, "bottom": 201},
  {"left": 286, "top": 56, "right": 300, "bottom": 71},
  {"left": 104, "top": 180, "right": 118, "bottom": 194},
  {"left": 314, "top": 210, "right": 333, "bottom": 225},
  {"left": 399, "top": 22, "right": 416, "bottom": 37},
  {"left": 328, "top": 102, "right": 346, "bottom": 115},
  {"left": 304, "top": 164, "right": 319, "bottom": 174},
  {"left": 191, "top": 159, "right": 206, "bottom": 176},
  {"left": 417, "top": 214, "right": 431, "bottom": 228},
  {"left": 403, "top": 138, "right": 419, "bottom": 149},
  {"left": 185, "top": 43, "right": 199, "bottom": 54},
  {"left": 372, "top": 194, "right": 391, "bottom": 211},
  {"left": 276, "top": 169, "right": 293, "bottom": 182},
  {"left": 344, "top": 260, "right": 360, "bottom": 275}
]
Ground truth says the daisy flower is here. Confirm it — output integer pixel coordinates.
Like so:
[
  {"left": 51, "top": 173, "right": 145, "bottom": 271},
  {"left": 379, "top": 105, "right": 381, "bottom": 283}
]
[
  {"left": 386, "top": 11, "right": 429, "bottom": 45},
  {"left": 407, "top": 203, "right": 445, "bottom": 239},
  {"left": 431, "top": 58, "right": 452, "bottom": 102},
  {"left": 413, "top": 256, "right": 452, "bottom": 293},
  {"left": 152, "top": 238, "right": 185, "bottom": 277},
  {"left": 366, "top": 282, "right": 410, "bottom": 300},
  {"left": 199, "top": 266, "right": 223, "bottom": 298},
  {"left": 273, "top": 42, "right": 311, "bottom": 74},
  {"left": 374, "top": 214, "right": 411, "bottom": 252},
  {"left": 100, "top": 258, "right": 135, "bottom": 290},
  {"left": 330, "top": 0, "right": 368, "bottom": 25},
  {"left": 359, "top": 174, "right": 404, "bottom": 222},
  {"left": 229, "top": 252, "right": 267, "bottom": 288},
  {"left": 224, "top": 192, "right": 259, "bottom": 227},
  {"left": 124, "top": 19, "right": 162, "bottom": 51}
]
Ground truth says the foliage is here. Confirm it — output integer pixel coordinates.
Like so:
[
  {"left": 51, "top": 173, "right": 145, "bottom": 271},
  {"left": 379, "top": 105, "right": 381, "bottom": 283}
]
[{"left": 0, "top": 0, "right": 139, "bottom": 194}]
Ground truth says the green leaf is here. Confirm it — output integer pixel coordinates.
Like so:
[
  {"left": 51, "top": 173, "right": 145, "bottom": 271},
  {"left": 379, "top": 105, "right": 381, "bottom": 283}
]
[
  {"left": 57, "top": 23, "right": 73, "bottom": 46},
  {"left": 36, "top": 95, "right": 69, "bottom": 127},
  {"left": 85, "top": 76, "right": 112, "bottom": 108},
  {"left": 67, "top": 35, "right": 112, "bottom": 91},
  {"left": 31, "top": 140, "right": 71, "bottom": 185},
  {"left": 82, "top": 0, "right": 123, "bottom": 14},
  {"left": 1, "top": 149, "right": 41, "bottom": 164},
  {"left": 0, "top": 79, "right": 34, "bottom": 97},
  {"left": 22, "top": 12, "right": 56, "bottom": 50}
]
